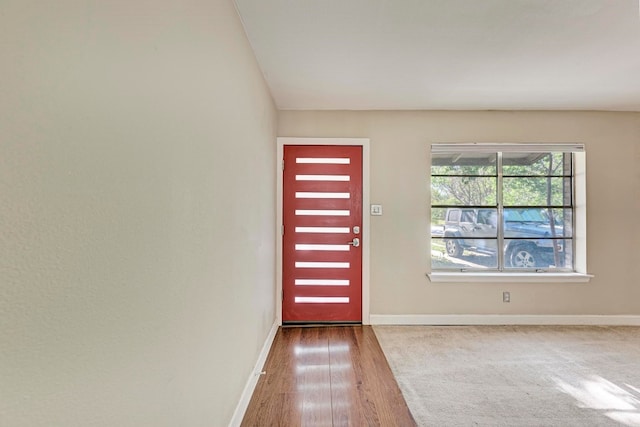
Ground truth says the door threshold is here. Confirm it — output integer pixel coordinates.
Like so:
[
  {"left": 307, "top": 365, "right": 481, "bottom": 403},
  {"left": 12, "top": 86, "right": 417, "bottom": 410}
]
[{"left": 282, "top": 321, "right": 362, "bottom": 328}]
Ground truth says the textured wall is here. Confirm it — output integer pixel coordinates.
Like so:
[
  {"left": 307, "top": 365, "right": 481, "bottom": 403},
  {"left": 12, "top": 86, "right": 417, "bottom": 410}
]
[
  {"left": 0, "top": 0, "right": 276, "bottom": 425},
  {"left": 278, "top": 110, "right": 640, "bottom": 315}
]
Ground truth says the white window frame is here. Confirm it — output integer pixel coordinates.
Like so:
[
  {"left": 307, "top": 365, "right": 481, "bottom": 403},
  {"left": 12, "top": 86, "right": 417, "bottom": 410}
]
[{"left": 427, "top": 143, "right": 593, "bottom": 283}]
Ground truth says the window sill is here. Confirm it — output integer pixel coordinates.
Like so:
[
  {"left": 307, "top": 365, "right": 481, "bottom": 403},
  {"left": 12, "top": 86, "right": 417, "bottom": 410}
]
[{"left": 427, "top": 272, "right": 594, "bottom": 283}]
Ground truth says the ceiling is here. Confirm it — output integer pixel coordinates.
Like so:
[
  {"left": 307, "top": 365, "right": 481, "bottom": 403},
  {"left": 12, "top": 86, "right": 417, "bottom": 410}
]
[{"left": 233, "top": 0, "right": 640, "bottom": 111}]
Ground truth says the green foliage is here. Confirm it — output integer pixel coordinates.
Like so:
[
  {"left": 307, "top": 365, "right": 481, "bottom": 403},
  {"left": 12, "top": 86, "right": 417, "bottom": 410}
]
[
  {"left": 431, "top": 176, "right": 496, "bottom": 206},
  {"left": 503, "top": 178, "right": 565, "bottom": 205},
  {"left": 502, "top": 153, "right": 566, "bottom": 176},
  {"left": 431, "top": 164, "right": 496, "bottom": 176}
]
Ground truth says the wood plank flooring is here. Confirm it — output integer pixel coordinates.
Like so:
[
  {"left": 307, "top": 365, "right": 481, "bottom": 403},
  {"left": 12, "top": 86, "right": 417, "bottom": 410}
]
[{"left": 241, "top": 326, "right": 416, "bottom": 427}]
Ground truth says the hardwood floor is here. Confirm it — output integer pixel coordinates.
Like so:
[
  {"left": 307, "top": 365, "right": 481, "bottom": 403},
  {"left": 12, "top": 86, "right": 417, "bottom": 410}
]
[{"left": 241, "top": 326, "right": 416, "bottom": 427}]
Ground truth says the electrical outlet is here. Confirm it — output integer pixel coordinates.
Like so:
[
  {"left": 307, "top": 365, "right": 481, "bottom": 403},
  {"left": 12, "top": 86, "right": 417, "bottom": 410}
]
[{"left": 503, "top": 291, "right": 510, "bottom": 303}]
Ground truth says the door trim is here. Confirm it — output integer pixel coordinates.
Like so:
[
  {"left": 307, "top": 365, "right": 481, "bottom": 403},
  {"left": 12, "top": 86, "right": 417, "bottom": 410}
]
[{"left": 276, "top": 137, "right": 370, "bottom": 325}]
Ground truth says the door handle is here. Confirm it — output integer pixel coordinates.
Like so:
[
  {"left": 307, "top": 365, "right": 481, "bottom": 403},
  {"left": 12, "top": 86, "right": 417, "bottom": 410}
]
[{"left": 348, "top": 237, "right": 360, "bottom": 247}]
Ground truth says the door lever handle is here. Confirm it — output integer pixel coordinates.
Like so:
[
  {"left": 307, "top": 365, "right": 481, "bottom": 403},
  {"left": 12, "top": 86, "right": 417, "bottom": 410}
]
[{"left": 347, "top": 237, "right": 360, "bottom": 247}]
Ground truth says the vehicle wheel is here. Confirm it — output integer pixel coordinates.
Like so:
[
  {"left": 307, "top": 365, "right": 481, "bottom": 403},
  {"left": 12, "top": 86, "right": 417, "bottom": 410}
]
[
  {"left": 445, "top": 239, "right": 463, "bottom": 257},
  {"left": 508, "top": 245, "right": 538, "bottom": 268}
]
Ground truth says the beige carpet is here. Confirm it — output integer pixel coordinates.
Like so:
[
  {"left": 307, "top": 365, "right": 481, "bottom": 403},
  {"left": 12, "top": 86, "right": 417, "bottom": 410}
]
[{"left": 373, "top": 325, "right": 640, "bottom": 427}]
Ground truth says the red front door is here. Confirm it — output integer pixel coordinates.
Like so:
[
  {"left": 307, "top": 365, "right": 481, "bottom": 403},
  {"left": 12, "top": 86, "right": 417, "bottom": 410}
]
[{"left": 282, "top": 145, "right": 363, "bottom": 323}]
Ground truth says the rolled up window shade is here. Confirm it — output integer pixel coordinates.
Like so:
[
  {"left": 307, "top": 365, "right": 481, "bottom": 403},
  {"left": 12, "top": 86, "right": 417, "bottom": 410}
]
[{"left": 431, "top": 143, "right": 584, "bottom": 153}]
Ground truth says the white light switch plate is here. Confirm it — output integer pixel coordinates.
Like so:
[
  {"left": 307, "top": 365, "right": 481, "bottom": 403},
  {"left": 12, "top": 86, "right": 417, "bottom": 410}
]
[{"left": 370, "top": 204, "right": 383, "bottom": 216}]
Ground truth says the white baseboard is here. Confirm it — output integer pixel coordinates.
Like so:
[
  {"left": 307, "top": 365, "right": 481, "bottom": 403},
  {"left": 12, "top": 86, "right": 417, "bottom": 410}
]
[
  {"left": 370, "top": 314, "right": 640, "bottom": 326},
  {"left": 228, "top": 320, "right": 279, "bottom": 427}
]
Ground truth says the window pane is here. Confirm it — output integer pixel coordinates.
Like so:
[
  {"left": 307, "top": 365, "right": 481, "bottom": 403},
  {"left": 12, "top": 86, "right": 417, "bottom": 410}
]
[
  {"left": 503, "top": 152, "right": 571, "bottom": 176},
  {"left": 440, "top": 208, "right": 498, "bottom": 238},
  {"left": 503, "top": 177, "right": 571, "bottom": 206},
  {"left": 430, "top": 208, "right": 447, "bottom": 237},
  {"left": 431, "top": 152, "right": 497, "bottom": 175},
  {"left": 551, "top": 208, "right": 573, "bottom": 238},
  {"left": 431, "top": 176, "right": 497, "bottom": 206},
  {"left": 475, "top": 209, "right": 499, "bottom": 232},
  {"left": 504, "top": 208, "right": 572, "bottom": 238},
  {"left": 431, "top": 238, "right": 498, "bottom": 269},
  {"left": 504, "top": 239, "right": 572, "bottom": 269}
]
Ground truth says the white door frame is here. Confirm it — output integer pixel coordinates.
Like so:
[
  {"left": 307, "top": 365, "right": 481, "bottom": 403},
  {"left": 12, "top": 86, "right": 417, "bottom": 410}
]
[{"left": 276, "top": 137, "right": 371, "bottom": 325}]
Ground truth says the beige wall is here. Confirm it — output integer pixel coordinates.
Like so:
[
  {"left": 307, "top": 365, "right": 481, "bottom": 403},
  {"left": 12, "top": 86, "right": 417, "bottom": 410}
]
[
  {"left": 278, "top": 110, "right": 640, "bottom": 315},
  {"left": 0, "top": 1, "right": 276, "bottom": 426}
]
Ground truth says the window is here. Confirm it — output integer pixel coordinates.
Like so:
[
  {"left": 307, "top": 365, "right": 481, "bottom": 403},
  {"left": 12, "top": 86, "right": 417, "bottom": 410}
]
[{"left": 430, "top": 143, "right": 589, "bottom": 279}]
